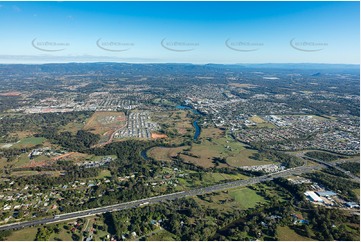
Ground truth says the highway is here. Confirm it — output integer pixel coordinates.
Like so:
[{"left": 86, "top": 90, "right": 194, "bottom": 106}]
[
  {"left": 303, "top": 156, "right": 360, "bottom": 182},
  {"left": 0, "top": 164, "right": 322, "bottom": 232}
]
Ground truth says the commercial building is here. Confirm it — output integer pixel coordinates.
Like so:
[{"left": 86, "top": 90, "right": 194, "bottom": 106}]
[
  {"left": 304, "top": 191, "right": 323, "bottom": 203},
  {"left": 316, "top": 191, "right": 337, "bottom": 197},
  {"left": 345, "top": 202, "right": 359, "bottom": 208}
]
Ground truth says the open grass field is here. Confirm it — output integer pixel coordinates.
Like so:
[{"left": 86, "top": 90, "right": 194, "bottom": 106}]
[
  {"left": 5, "top": 226, "right": 37, "bottom": 241},
  {"left": 3, "top": 216, "right": 116, "bottom": 241},
  {"left": 226, "top": 147, "right": 273, "bottom": 167},
  {"left": 194, "top": 186, "right": 266, "bottom": 213},
  {"left": 12, "top": 137, "right": 46, "bottom": 149},
  {"left": 180, "top": 144, "right": 229, "bottom": 168},
  {"left": 194, "top": 191, "right": 240, "bottom": 213},
  {"left": 83, "top": 111, "right": 126, "bottom": 143},
  {"left": 201, "top": 127, "right": 224, "bottom": 139},
  {"left": 145, "top": 229, "right": 176, "bottom": 241},
  {"left": 249, "top": 115, "right": 266, "bottom": 123},
  {"left": 202, "top": 172, "right": 248, "bottom": 185},
  {"left": 229, "top": 187, "right": 266, "bottom": 209},
  {"left": 169, "top": 110, "right": 193, "bottom": 135},
  {"left": 147, "top": 111, "right": 274, "bottom": 167},
  {"left": 248, "top": 115, "right": 276, "bottom": 128},
  {"left": 152, "top": 110, "right": 193, "bottom": 145},
  {"left": 0, "top": 157, "right": 9, "bottom": 169},
  {"left": 178, "top": 171, "right": 249, "bottom": 189},
  {"left": 4, "top": 219, "right": 83, "bottom": 241},
  {"left": 152, "top": 98, "right": 177, "bottom": 107},
  {"left": 277, "top": 226, "right": 313, "bottom": 241},
  {"left": 48, "top": 229, "right": 74, "bottom": 241},
  {"left": 179, "top": 127, "right": 273, "bottom": 168},
  {"left": 96, "top": 169, "right": 112, "bottom": 179},
  {"left": 148, "top": 146, "right": 189, "bottom": 162},
  {"left": 0, "top": 131, "right": 35, "bottom": 148},
  {"left": 10, "top": 170, "right": 40, "bottom": 176}
]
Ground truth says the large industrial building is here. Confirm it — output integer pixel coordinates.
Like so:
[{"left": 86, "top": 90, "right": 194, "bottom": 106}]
[
  {"left": 316, "top": 191, "right": 337, "bottom": 197},
  {"left": 304, "top": 191, "right": 323, "bottom": 203}
]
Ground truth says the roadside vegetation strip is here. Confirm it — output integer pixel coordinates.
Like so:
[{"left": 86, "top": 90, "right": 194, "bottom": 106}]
[
  {"left": 0, "top": 165, "right": 320, "bottom": 231},
  {"left": 303, "top": 155, "right": 360, "bottom": 182}
]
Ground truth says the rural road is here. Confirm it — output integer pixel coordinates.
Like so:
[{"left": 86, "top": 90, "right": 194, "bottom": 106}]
[{"left": 0, "top": 164, "right": 322, "bottom": 232}]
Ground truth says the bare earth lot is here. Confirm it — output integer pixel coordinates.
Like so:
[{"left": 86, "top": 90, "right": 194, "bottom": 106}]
[{"left": 83, "top": 111, "right": 126, "bottom": 143}]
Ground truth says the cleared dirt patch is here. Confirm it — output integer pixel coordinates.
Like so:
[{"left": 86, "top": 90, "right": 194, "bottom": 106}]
[
  {"left": 83, "top": 111, "right": 126, "bottom": 143},
  {"left": 151, "top": 133, "right": 168, "bottom": 139}
]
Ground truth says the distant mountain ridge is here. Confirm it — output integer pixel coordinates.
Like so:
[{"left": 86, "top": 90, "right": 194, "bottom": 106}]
[{"left": 0, "top": 62, "right": 359, "bottom": 75}]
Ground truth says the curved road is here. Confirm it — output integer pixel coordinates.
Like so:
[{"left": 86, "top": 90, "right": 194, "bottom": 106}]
[{"left": 303, "top": 156, "right": 360, "bottom": 182}]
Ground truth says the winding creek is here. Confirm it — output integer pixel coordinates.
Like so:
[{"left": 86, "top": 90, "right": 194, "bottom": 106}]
[
  {"left": 141, "top": 105, "right": 202, "bottom": 160},
  {"left": 176, "top": 105, "right": 202, "bottom": 140},
  {"left": 192, "top": 120, "right": 201, "bottom": 140}
]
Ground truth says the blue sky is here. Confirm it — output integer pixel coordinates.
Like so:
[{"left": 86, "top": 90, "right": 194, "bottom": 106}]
[{"left": 0, "top": 1, "right": 359, "bottom": 64}]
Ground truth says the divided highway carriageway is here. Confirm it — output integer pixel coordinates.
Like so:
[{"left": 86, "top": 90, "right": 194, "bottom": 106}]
[{"left": 0, "top": 164, "right": 322, "bottom": 231}]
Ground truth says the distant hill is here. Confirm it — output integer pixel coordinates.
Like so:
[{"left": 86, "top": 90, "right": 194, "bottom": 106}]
[
  {"left": 208, "top": 63, "right": 359, "bottom": 70},
  {"left": 0, "top": 62, "right": 359, "bottom": 75}
]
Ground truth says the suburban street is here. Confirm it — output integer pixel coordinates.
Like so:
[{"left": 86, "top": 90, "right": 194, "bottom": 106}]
[{"left": 0, "top": 164, "right": 323, "bottom": 232}]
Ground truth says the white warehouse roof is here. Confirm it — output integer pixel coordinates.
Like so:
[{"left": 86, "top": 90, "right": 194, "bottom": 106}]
[{"left": 304, "top": 191, "right": 323, "bottom": 203}]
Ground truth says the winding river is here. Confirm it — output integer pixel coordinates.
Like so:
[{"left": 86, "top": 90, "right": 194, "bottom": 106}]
[
  {"left": 176, "top": 105, "right": 201, "bottom": 140},
  {"left": 192, "top": 120, "right": 201, "bottom": 140},
  {"left": 141, "top": 105, "right": 202, "bottom": 160}
]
